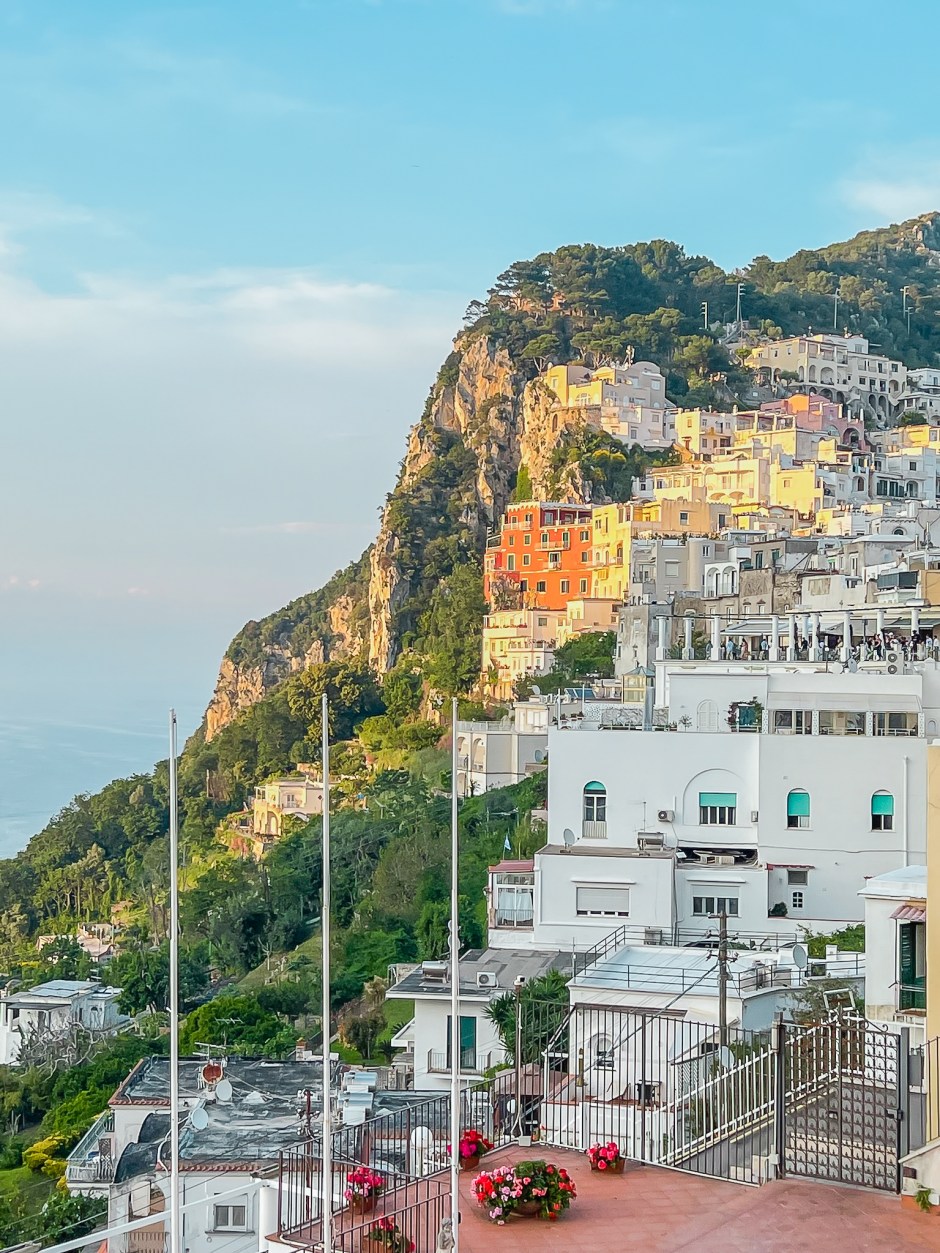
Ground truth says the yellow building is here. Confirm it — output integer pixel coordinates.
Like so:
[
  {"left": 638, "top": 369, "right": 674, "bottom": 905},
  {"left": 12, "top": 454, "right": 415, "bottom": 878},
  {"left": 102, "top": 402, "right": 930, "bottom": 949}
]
[
  {"left": 769, "top": 460, "right": 821, "bottom": 516},
  {"left": 591, "top": 505, "right": 634, "bottom": 600}
]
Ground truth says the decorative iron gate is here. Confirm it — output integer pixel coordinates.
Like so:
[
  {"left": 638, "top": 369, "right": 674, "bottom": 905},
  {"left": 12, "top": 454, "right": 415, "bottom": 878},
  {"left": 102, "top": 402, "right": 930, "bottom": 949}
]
[{"left": 781, "top": 1016, "right": 906, "bottom": 1192}]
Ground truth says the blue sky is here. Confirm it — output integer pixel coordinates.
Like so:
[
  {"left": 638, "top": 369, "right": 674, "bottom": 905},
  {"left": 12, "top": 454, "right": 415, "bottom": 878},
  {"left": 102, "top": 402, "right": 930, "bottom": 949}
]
[{"left": 2, "top": 0, "right": 939, "bottom": 823}]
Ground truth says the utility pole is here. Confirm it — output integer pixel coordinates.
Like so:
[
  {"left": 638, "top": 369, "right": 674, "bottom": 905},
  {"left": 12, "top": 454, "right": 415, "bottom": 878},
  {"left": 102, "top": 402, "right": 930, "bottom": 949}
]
[
  {"left": 903, "top": 285, "right": 910, "bottom": 315},
  {"left": 701, "top": 300, "right": 708, "bottom": 330},
  {"left": 717, "top": 909, "right": 729, "bottom": 1050},
  {"left": 735, "top": 283, "right": 744, "bottom": 326},
  {"left": 832, "top": 291, "right": 840, "bottom": 331}
]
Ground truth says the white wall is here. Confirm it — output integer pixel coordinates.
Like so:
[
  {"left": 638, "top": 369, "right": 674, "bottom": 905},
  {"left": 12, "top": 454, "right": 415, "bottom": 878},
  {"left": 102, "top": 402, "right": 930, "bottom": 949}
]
[
  {"left": 533, "top": 849, "right": 674, "bottom": 949},
  {"left": 546, "top": 725, "right": 925, "bottom": 929},
  {"left": 407, "top": 995, "right": 504, "bottom": 1091}
]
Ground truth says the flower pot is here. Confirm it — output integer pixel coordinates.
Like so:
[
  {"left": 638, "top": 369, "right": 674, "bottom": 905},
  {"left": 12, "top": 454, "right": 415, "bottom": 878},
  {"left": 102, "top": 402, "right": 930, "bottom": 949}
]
[
  {"left": 460, "top": 1153, "right": 480, "bottom": 1172},
  {"left": 349, "top": 1195, "right": 378, "bottom": 1214},
  {"left": 516, "top": 1201, "right": 540, "bottom": 1217},
  {"left": 590, "top": 1158, "right": 625, "bottom": 1174}
]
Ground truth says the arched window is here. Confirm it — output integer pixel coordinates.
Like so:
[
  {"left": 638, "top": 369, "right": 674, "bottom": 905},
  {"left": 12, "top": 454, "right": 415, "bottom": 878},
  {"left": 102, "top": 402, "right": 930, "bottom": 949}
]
[
  {"left": 786, "top": 789, "right": 810, "bottom": 829},
  {"left": 697, "top": 699, "right": 718, "bottom": 732},
  {"left": 871, "top": 791, "right": 894, "bottom": 831},
  {"left": 583, "top": 781, "right": 607, "bottom": 828}
]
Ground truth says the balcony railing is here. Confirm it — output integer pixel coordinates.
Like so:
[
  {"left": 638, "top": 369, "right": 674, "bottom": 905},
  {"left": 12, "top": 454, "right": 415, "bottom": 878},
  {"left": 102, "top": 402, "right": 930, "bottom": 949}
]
[
  {"left": 427, "top": 1049, "right": 492, "bottom": 1074},
  {"left": 65, "top": 1109, "right": 114, "bottom": 1188},
  {"left": 900, "top": 980, "right": 926, "bottom": 1012},
  {"left": 581, "top": 820, "right": 608, "bottom": 839}
]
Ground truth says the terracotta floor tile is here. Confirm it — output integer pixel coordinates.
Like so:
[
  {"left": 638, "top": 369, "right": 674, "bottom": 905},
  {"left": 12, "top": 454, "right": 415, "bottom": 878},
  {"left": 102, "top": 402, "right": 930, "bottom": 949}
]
[{"left": 454, "top": 1148, "right": 938, "bottom": 1253}]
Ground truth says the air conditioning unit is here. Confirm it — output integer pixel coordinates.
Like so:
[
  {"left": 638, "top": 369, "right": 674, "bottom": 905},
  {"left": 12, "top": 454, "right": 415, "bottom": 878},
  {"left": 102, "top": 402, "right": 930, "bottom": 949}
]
[
  {"left": 703, "top": 853, "right": 735, "bottom": 866},
  {"left": 476, "top": 971, "right": 499, "bottom": 990},
  {"left": 750, "top": 810, "right": 759, "bottom": 823},
  {"left": 638, "top": 832, "right": 666, "bottom": 852},
  {"left": 887, "top": 663, "right": 899, "bottom": 675},
  {"left": 657, "top": 808, "right": 675, "bottom": 822},
  {"left": 886, "top": 650, "right": 901, "bottom": 664}
]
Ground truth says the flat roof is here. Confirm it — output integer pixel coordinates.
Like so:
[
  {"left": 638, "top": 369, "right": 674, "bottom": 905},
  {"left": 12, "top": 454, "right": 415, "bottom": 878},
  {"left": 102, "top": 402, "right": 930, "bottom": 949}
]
[
  {"left": 388, "top": 947, "right": 569, "bottom": 1000},
  {"left": 859, "top": 864, "right": 927, "bottom": 900}
]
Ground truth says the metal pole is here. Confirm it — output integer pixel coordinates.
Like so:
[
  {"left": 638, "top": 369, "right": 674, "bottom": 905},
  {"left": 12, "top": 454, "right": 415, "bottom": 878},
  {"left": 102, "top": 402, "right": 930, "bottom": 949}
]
[
  {"left": 513, "top": 979, "right": 523, "bottom": 1136},
  {"left": 449, "top": 697, "right": 461, "bottom": 1251},
  {"left": 168, "top": 711, "right": 180, "bottom": 1253},
  {"left": 321, "top": 694, "right": 333, "bottom": 1253},
  {"left": 717, "top": 910, "right": 729, "bottom": 1051}
]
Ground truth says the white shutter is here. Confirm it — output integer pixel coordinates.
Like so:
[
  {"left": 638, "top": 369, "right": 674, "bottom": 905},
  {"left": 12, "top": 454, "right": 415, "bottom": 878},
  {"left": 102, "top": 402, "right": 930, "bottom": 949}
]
[{"left": 576, "top": 887, "right": 630, "bottom": 917}]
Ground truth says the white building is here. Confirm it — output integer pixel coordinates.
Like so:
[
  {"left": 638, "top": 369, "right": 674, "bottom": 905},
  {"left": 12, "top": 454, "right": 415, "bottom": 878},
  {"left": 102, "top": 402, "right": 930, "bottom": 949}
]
[
  {"left": 542, "top": 361, "right": 677, "bottom": 448},
  {"left": 385, "top": 948, "right": 568, "bottom": 1092},
  {"left": 0, "top": 978, "right": 125, "bottom": 1066},
  {"left": 750, "top": 334, "right": 908, "bottom": 423},
  {"left": 860, "top": 864, "right": 927, "bottom": 1046},
  {"left": 252, "top": 776, "right": 323, "bottom": 839},
  {"left": 540, "top": 655, "right": 936, "bottom": 941}
]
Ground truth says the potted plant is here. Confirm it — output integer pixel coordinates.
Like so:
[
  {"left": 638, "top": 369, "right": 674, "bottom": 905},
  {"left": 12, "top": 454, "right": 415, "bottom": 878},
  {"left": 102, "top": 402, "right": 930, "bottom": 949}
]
[
  {"left": 513, "top": 1159, "right": 577, "bottom": 1221},
  {"left": 365, "top": 1217, "right": 415, "bottom": 1252},
  {"left": 586, "top": 1141, "right": 625, "bottom": 1173},
  {"left": 458, "top": 1128, "right": 493, "bottom": 1171},
  {"left": 344, "top": 1166, "right": 386, "bottom": 1213},
  {"left": 471, "top": 1165, "right": 522, "bottom": 1224}
]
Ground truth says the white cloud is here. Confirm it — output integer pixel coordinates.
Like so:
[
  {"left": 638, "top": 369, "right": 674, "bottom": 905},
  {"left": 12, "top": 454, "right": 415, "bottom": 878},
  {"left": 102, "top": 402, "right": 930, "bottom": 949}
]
[{"left": 840, "top": 170, "right": 940, "bottom": 223}]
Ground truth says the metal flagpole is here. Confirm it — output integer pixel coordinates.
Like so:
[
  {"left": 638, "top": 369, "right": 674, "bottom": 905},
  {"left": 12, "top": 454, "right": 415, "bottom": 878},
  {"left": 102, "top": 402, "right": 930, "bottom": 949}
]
[
  {"left": 449, "top": 697, "right": 461, "bottom": 1251},
  {"left": 321, "top": 694, "right": 333, "bottom": 1253},
  {"left": 168, "top": 710, "right": 181, "bottom": 1253}
]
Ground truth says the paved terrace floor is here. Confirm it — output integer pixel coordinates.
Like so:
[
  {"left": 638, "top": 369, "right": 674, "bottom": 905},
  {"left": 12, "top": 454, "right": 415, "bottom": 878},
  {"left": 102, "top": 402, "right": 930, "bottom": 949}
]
[{"left": 457, "top": 1147, "right": 939, "bottom": 1253}]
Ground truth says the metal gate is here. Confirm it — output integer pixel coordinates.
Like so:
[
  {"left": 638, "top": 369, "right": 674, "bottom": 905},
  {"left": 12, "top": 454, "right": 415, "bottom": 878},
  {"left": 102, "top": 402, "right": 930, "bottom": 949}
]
[{"left": 782, "top": 1016, "right": 905, "bottom": 1192}]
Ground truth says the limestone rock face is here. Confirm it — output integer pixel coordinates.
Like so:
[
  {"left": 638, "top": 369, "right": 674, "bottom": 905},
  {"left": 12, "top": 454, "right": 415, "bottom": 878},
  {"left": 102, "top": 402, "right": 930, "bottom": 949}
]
[
  {"left": 205, "top": 655, "right": 280, "bottom": 741},
  {"left": 365, "top": 335, "right": 594, "bottom": 672}
]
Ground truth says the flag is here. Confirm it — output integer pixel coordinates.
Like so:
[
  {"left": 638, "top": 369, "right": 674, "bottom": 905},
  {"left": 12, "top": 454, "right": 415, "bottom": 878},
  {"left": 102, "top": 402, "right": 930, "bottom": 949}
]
[{"left": 504, "top": 835, "right": 512, "bottom": 852}]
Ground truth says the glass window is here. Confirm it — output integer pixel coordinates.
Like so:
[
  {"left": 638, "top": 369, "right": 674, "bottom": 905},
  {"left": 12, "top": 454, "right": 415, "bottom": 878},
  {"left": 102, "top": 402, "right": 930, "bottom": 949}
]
[
  {"left": 560, "top": 579, "right": 569, "bottom": 593},
  {"left": 583, "top": 781, "right": 607, "bottom": 823},
  {"left": 787, "top": 869, "right": 809, "bottom": 886},
  {"left": 699, "top": 791, "right": 736, "bottom": 825},
  {"left": 791, "top": 891, "right": 804, "bottom": 910},
  {"left": 536, "top": 580, "right": 546, "bottom": 593},
  {"left": 786, "top": 790, "right": 810, "bottom": 828},
  {"left": 523, "top": 554, "right": 530, "bottom": 566},
  {"left": 692, "top": 896, "right": 738, "bottom": 916},
  {"left": 214, "top": 1206, "right": 248, "bottom": 1231},
  {"left": 576, "top": 886, "right": 629, "bottom": 917},
  {"left": 580, "top": 578, "right": 588, "bottom": 593},
  {"left": 871, "top": 791, "right": 894, "bottom": 830}
]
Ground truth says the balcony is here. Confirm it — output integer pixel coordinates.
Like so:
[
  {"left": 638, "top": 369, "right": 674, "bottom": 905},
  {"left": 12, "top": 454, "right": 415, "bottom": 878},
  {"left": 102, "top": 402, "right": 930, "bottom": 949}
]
[
  {"left": 427, "top": 1049, "right": 493, "bottom": 1074},
  {"left": 65, "top": 1109, "right": 114, "bottom": 1192}
]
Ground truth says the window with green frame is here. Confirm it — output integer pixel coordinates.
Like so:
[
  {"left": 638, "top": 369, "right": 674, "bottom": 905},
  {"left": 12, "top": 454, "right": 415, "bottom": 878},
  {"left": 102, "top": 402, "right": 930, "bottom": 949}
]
[
  {"left": 699, "top": 791, "right": 736, "bottom": 825},
  {"left": 786, "top": 789, "right": 810, "bottom": 828},
  {"left": 871, "top": 791, "right": 894, "bottom": 830}
]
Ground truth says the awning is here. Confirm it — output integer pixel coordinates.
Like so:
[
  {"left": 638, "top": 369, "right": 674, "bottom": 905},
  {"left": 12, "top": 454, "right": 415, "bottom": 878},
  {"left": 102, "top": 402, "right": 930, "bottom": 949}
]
[{"left": 891, "top": 903, "right": 927, "bottom": 922}]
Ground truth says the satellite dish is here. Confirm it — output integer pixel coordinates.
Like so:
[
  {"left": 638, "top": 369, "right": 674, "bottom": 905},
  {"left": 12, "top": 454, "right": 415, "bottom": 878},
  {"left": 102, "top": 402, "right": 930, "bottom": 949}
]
[
  {"left": 533, "top": 750, "right": 544, "bottom": 763},
  {"left": 190, "top": 1107, "right": 209, "bottom": 1131},
  {"left": 202, "top": 1062, "right": 223, "bottom": 1084},
  {"left": 562, "top": 828, "right": 576, "bottom": 847},
  {"left": 531, "top": 685, "right": 541, "bottom": 696},
  {"left": 215, "top": 1078, "right": 233, "bottom": 1103},
  {"left": 789, "top": 943, "right": 808, "bottom": 970}
]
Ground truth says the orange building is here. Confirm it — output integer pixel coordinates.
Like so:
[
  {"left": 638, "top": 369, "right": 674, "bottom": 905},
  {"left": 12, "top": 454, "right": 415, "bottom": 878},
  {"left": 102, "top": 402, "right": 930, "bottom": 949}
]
[{"left": 483, "top": 501, "right": 594, "bottom": 610}]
